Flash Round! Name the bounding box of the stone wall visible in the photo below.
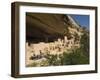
[25,36,80,66]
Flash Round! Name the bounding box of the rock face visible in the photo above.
[67,15,80,28]
[26,13,82,43]
[25,13,88,66]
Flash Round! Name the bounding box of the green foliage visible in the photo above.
[60,49,89,65]
[80,32,89,56]
[27,62,38,67]
[40,59,49,66]
[45,54,61,66]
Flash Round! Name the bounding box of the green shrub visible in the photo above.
[60,48,89,65]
